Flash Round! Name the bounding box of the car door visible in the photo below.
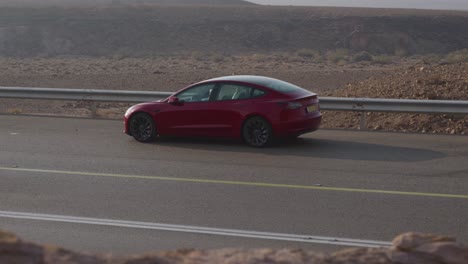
[209,83,260,137]
[157,83,219,136]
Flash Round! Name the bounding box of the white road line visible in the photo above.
[0,210,391,248]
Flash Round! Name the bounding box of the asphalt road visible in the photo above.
[0,115,467,254]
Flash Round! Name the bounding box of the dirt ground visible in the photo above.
[0,56,466,135]
[0,56,393,92]
[323,62,468,134]
[0,55,391,116]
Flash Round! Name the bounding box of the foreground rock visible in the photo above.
[1,230,467,264]
[390,233,468,264]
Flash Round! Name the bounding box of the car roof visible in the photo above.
[202,75,314,96]
[204,75,282,87]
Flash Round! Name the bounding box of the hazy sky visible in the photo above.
[249,0,468,10]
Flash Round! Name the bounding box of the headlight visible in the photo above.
[124,106,135,117]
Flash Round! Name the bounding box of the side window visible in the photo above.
[252,89,265,97]
[176,83,215,103]
[216,84,253,101]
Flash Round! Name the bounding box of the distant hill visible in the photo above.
[0,0,257,7]
[127,0,257,6]
[0,5,467,57]
[252,0,468,11]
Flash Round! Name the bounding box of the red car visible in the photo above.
[124,75,321,147]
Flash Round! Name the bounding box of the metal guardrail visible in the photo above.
[322,96,468,129]
[0,87,173,102]
[323,97,468,114]
[1,87,468,129]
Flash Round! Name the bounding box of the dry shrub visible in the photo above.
[352,51,373,62]
[326,49,349,63]
[425,74,446,85]
[7,108,23,114]
[421,54,443,64]
[445,49,468,63]
[372,55,394,65]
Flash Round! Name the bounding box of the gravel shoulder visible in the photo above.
[0,57,466,134]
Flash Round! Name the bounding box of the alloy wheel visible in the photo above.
[129,113,156,142]
[243,117,272,147]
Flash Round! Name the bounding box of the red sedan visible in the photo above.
[124,75,321,147]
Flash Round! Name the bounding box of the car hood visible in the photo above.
[125,101,166,117]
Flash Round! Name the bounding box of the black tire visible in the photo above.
[129,113,157,142]
[288,135,300,140]
[242,116,273,147]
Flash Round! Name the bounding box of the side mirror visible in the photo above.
[168,96,183,105]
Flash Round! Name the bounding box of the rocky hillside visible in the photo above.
[0,5,467,57]
[0,0,256,7]
[1,229,467,264]
[324,62,468,134]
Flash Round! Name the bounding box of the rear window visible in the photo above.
[252,89,265,97]
[261,79,307,93]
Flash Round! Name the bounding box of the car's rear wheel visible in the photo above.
[129,113,157,142]
[242,116,273,147]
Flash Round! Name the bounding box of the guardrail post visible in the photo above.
[90,102,97,119]
[359,112,367,130]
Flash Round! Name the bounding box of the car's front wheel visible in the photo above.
[242,116,273,147]
[129,113,157,142]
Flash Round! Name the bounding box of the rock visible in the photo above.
[0,230,18,243]
[389,250,441,264]
[0,230,45,264]
[416,242,468,264]
[124,248,328,264]
[328,247,391,264]
[389,233,468,264]
[392,232,455,251]
[2,230,468,264]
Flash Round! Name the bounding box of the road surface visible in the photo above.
[0,115,467,254]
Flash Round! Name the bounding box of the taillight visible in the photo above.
[286,102,302,110]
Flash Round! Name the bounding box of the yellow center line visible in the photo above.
[1,166,468,199]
